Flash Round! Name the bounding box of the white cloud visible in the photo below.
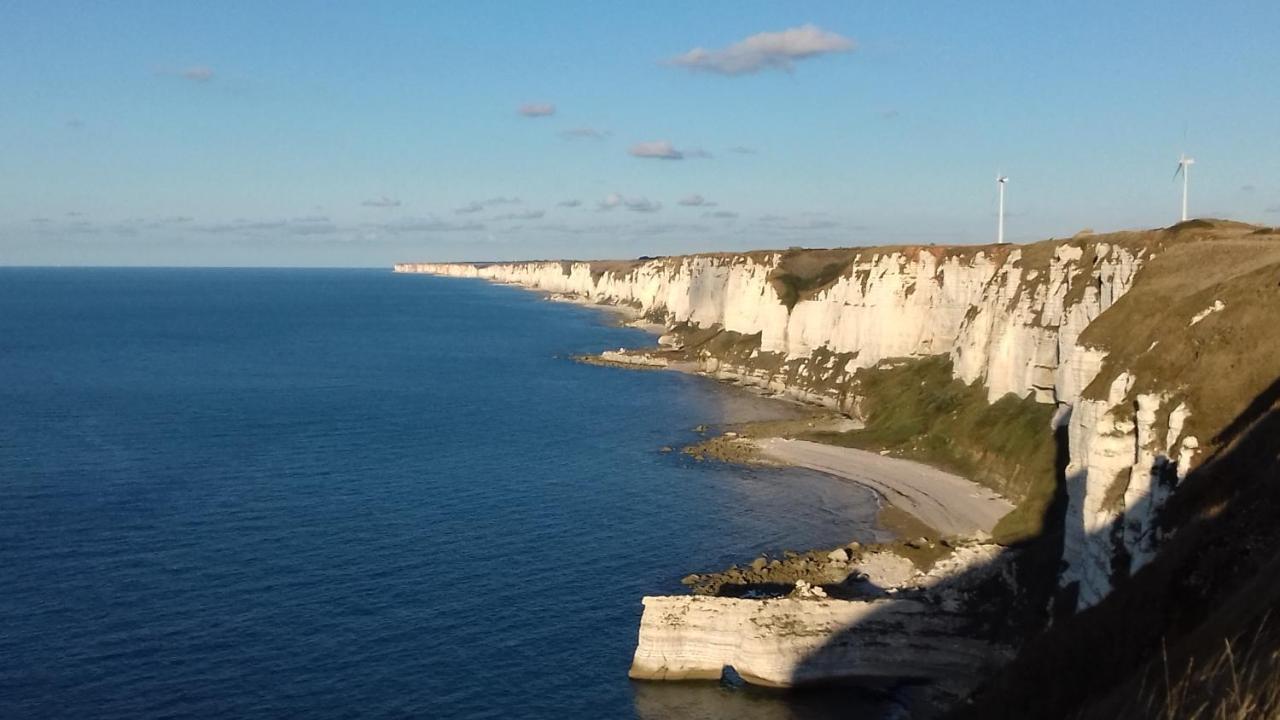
[668,24,854,76]
[677,194,716,207]
[629,140,684,160]
[599,193,662,213]
[518,102,556,117]
[361,196,401,208]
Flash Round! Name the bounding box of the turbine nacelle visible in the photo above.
[1175,153,1195,222]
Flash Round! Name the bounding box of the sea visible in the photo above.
[0,268,898,719]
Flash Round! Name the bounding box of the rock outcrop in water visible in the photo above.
[398,220,1280,712]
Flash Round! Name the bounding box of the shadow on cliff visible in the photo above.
[780,381,1280,714]
[949,376,1280,719]
[765,420,1079,698]
[632,378,1280,716]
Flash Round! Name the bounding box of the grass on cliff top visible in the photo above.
[1077,220,1280,466]
[804,355,1056,543]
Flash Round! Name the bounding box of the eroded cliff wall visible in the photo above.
[395,221,1278,610]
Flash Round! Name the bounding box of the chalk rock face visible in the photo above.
[1060,375,1199,610]
[395,238,1178,608]
[396,242,1142,407]
[628,596,1003,687]
[951,242,1143,404]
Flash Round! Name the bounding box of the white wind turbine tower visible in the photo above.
[996,174,1009,244]
[1175,153,1195,222]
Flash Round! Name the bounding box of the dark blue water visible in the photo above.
[0,269,889,719]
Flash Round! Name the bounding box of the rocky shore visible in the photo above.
[631,540,1018,698]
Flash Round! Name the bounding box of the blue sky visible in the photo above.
[3,1,1278,266]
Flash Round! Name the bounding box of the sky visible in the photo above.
[3,1,1279,267]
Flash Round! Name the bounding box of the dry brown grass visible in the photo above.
[1076,222,1280,454]
[1153,625,1280,720]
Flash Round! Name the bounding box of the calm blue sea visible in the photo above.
[0,269,893,719]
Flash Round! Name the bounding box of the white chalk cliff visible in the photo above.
[628,595,1004,687]
[396,238,1197,611]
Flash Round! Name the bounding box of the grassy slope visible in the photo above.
[804,356,1056,543]
[952,223,1280,719]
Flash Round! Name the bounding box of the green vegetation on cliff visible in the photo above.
[803,355,1056,543]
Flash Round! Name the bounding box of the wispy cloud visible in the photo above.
[493,210,545,221]
[705,210,739,219]
[599,193,662,213]
[361,196,402,208]
[728,145,756,155]
[381,218,484,233]
[560,127,609,140]
[757,214,840,231]
[518,102,556,117]
[677,194,716,207]
[1241,185,1256,193]
[456,197,521,214]
[66,117,84,130]
[629,140,685,160]
[628,222,711,236]
[624,199,661,214]
[667,24,854,76]
[684,147,713,159]
[181,66,215,83]
[556,199,582,208]
[1266,204,1280,214]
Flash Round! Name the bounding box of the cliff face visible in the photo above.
[400,222,1280,710]
[397,225,1236,608]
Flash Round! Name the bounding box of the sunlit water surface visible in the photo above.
[0,269,902,718]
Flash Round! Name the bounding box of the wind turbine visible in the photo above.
[1174,153,1195,222]
[996,174,1009,244]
